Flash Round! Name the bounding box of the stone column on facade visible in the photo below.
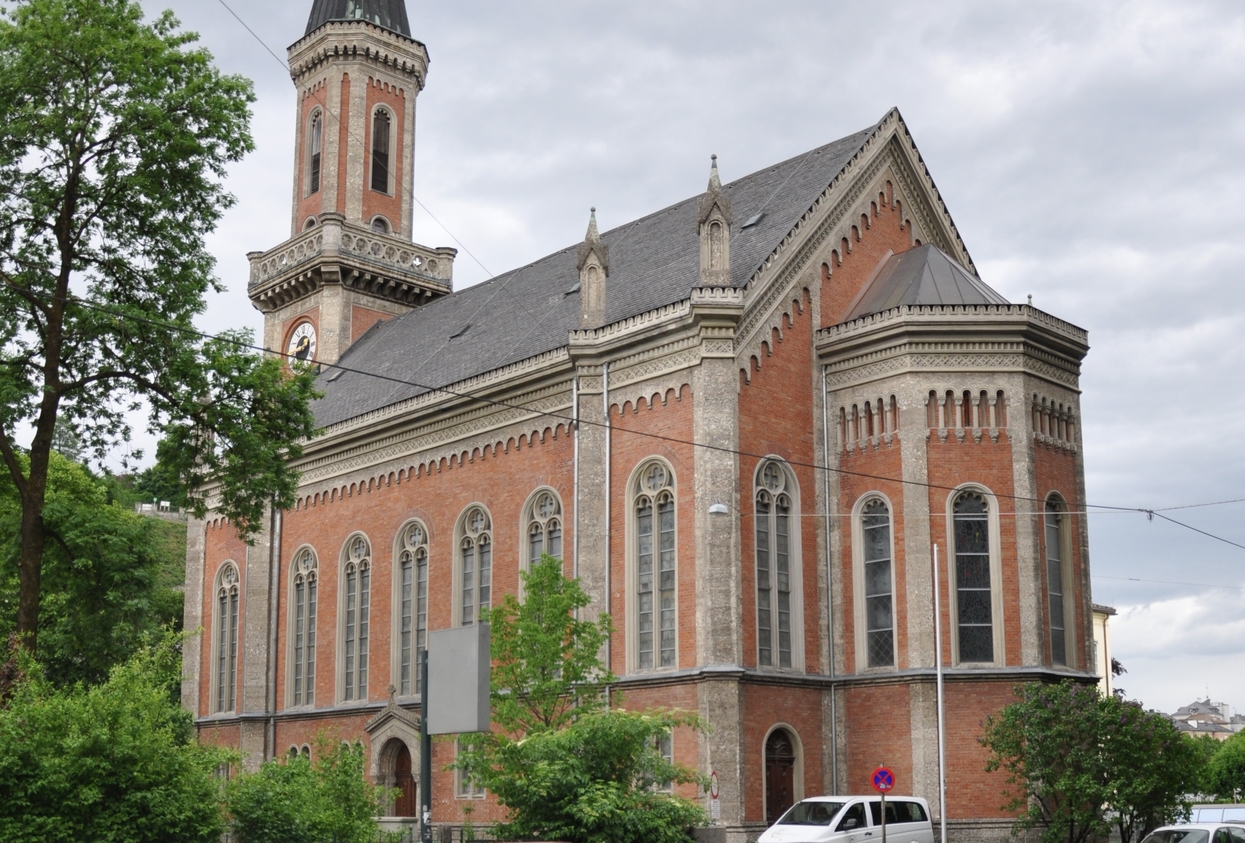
[692,340,742,668]
[1012,371,1043,667]
[343,66,368,223]
[1071,392,1094,672]
[322,68,343,216]
[182,516,207,714]
[698,673,747,843]
[239,506,276,770]
[819,367,845,793]
[400,80,416,238]
[571,363,609,628]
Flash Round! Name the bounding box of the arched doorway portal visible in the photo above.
[380,739,417,818]
[765,728,797,825]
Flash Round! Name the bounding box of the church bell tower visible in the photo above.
[247,0,455,367]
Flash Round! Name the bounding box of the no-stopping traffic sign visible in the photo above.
[871,766,895,793]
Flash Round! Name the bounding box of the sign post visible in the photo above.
[871,765,895,843]
[709,770,720,824]
[419,649,432,843]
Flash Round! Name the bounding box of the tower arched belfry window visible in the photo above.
[371,107,392,194]
[629,459,677,671]
[754,459,803,669]
[1045,495,1073,667]
[340,534,371,702]
[947,487,1004,665]
[289,547,318,707]
[456,506,492,626]
[852,494,896,670]
[213,562,240,714]
[524,489,563,571]
[308,110,323,195]
[394,520,428,696]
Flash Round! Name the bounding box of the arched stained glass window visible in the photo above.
[397,522,428,695]
[290,548,318,707]
[459,507,492,626]
[1046,497,1068,666]
[371,108,391,193]
[214,563,240,713]
[953,491,993,663]
[756,461,793,668]
[308,111,323,195]
[342,535,371,701]
[634,462,676,670]
[862,499,894,668]
[526,490,563,569]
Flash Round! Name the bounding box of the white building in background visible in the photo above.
[1092,603,1116,696]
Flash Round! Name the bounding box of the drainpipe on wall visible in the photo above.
[603,362,612,702]
[267,504,283,762]
[821,363,838,792]
[572,374,580,581]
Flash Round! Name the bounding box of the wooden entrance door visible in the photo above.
[765,729,796,825]
[394,743,417,818]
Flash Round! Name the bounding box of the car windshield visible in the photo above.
[779,801,848,826]
[1142,831,1210,843]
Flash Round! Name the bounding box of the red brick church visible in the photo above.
[184,2,1097,840]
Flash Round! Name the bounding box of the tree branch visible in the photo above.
[0,427,28,497]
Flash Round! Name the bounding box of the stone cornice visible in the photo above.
[287,20,429,89]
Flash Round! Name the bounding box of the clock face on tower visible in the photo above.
[287,321,317,366]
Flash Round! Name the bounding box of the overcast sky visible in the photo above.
[135,0,1245,716]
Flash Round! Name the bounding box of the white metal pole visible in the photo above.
[933,543,948,843]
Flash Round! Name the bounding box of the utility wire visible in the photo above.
[1094,575,1245,592]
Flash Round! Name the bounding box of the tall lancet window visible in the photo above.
[755,461,794,668]
[308,111,323,195]
[290,548,318,707]
[633,461,677,670]
[371,109,391,194]
[458,507,492,626]
[953,491,994,663]
[861,499,895,668]
[526,490,563,570]
[396,521,428,696]
[341,535,371,702]
[214,562,240,713]
[709,221,724,269]
[1045,497,1069,666]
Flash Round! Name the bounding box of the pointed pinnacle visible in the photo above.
[708,154,721,190]
[585,207,600,241]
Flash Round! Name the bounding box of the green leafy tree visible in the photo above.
[0,0,318,654]
[0,449,183,686]
[1207,731,1245,802]
[227,738,395,843]
[459,554,708,843]
[981,681,1203,843]
[0,633,231,842]
[486,551,615,734]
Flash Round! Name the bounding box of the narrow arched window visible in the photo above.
[1046,497,1068,666]
[862,499,894,667]
[526,490,563,569]
[397,522,428,696]
[756,461,793,668]
[214,562,240,713]
[953,491,993,663]
[308,111,323,195]
[634,461,676,670]
[342,535,371,701]
[459,507,492,626]
[371,108,391,193]
[290,548,318,707]
[709,221,724,269]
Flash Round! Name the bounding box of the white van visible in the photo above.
[758,795,935,843]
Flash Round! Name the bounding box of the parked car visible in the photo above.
[1141,824,1245,843]
[758,795,934,843]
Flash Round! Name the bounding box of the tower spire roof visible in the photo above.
[306,0,412,38]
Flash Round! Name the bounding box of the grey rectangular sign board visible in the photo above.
[427,623,491,735]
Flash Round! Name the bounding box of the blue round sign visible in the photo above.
[871,766,895,793]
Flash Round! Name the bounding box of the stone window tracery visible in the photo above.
[951,490,999,664]
[525,490,563,570]
[213,562,240,714]
[755,460,797,668]
[631,460,677,671]
[1045,496,1071,667]
[341,535,371,702]
[860,498,895,668]
[457,506,492,626]
[290,548,318,707]
[396,521,428,696]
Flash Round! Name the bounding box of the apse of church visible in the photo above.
[185,3,1096,840]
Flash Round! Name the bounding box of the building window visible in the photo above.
[952,490,996,664]
[290,547,318,707]
[755,460,795,668]
[458,506,492,626]
[213,562,240,713]
[455,738,485,798]
[632,460,677,671]
[1046,496,1070,667]
[371,108,392,193]
[308,111,323,195]
[860,498,895,668]
[396,521,428,696]
[370,216,391,234]
[340,535,371,702]
[525,489,563,570]
[653,730,674,792]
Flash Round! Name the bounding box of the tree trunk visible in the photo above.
[16,501,46,653]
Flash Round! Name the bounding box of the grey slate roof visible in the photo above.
[306,0,412,38]
[845,243,1006,320]
[313,121,882,428]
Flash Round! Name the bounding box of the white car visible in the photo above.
[1141,824,1245,843]
[758,795,935,843]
